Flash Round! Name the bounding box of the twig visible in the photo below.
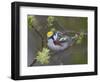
[32,25,44,48]
[62,31,87,35]
[29,58,37,66]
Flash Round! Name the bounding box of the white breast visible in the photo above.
[47,39,69,51]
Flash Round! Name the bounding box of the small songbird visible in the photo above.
[47,30,74,51]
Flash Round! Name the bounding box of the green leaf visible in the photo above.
[28,16,34,29]
[50,28,56,32]
[47,16,55,29]
[76,32,84,44]
[47,16,55,23]
[36,48,50,64]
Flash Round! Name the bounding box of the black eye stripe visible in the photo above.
[48,32,56,40]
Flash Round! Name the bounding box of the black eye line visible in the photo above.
[48,32,56,40]
[48,34,55,40]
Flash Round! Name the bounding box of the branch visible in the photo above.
[62,31,87,35]
[29,58,37,66]
[32,25,44,48]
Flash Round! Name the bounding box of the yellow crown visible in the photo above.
[47,31,53,37]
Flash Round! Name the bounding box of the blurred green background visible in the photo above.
[28,15,88,66]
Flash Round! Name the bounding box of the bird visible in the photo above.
[47,30,75,51]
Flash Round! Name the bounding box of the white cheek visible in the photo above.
[53,34,57,40]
